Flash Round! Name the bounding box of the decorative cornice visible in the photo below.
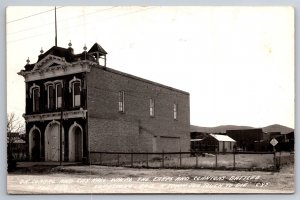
[32,55,68,71]
[18,60,97,82]
[23,109,87,123]
[44,80,63,90]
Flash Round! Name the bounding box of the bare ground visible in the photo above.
[7,164,294,194]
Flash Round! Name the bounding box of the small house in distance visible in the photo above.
[191,134,236,153]
[226,128,266,151]
[7,132,27,160]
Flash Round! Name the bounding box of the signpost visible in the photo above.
[270,138,278,146]
[270,138,278,150]
[270,138,279,170]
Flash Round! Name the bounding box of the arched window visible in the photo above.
[30,84,40,113]
[45,80,63,110]
[56,83,62,109]
[72,81,81,107]
[48,84,55,110]
[32,88,40,112]
[69,77,81,108]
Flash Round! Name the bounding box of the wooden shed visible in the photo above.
[191,134,236,153]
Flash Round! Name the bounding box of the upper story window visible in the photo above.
[29,83,40,113]
[32,88,40,112]
[69,76,81,108]
[45,80,63,110]
[48,84,55,110]
[72,82,81,107]
[118,91,125,113]
[150,98,155,117]
[173,103,178,120]
[56,83,62,109]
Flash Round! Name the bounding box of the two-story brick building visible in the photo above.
[18,42,190,162]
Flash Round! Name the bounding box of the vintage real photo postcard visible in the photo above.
[6,6,294,194]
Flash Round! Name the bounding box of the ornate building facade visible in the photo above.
[18,42,190,162]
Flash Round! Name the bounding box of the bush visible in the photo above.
[7,160,17,172]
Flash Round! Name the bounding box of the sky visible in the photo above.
[6,6,294,128]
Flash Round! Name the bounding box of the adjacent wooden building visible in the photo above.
[191,134,236,153]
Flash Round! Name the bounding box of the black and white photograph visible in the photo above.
[6,6,294,194]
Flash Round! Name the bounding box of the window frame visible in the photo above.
[69,76,82,108]
[29,84,40,113]
[118,91,125,113]
[55,83,62,109]
[44,80,63,110]
[149,98,155,117]
[173,103,178,120]
[72,81,81,107]
[47,84,55,110]
[32,87,40,112]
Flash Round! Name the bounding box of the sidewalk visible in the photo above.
[17,161,82,168]
[9,161,83,174]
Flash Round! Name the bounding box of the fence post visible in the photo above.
[279,151,281,167]
[215,148,218,168]
[117,153,120,167]
[233,150,236,170]
[196,153,198,168]
[146,153,149,168]
[273,151,281,171]
[179,150,182,168]
[162,151,165,168]
[99,152,102,165]
[131,151,133,167]
[273,151,275,170]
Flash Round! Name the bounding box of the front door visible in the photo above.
[31,130,41,161]
[45,123,64,161]
[50,127,59,161]
[69,126,83,162]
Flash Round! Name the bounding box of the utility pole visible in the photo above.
[55,6,57,46]
[59,81,64,165]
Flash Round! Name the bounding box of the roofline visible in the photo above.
[226,128,263,131]
[101,66,189,95]
[19,50,189,95]
[209,133,236,142]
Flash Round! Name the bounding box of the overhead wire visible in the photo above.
[8,6,186,125]
[7,6,154,44]
[7,6,65,24]
[7,6,116,36]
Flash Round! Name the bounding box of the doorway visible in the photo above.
[45,121,64,161]
[29,128,41,161]
[68,124,83,162]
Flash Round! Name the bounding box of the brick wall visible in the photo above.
[87,66,190,154]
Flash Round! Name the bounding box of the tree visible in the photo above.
[7,112,24,131]
[7,113,25,171]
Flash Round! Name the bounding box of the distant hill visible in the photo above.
[191,124,294,134]
[263,124,294,134]
[190,125,254,134]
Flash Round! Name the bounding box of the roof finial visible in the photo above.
[40,47,44,54]
[83,44,87,52]
[68,40,72,48]
[26,57,30,64]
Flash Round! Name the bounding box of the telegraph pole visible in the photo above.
[59,81,64,165]
[55,6,57,46]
